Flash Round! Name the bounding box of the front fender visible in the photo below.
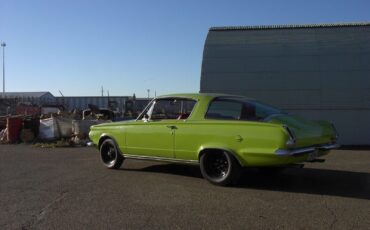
[98,133,119,150]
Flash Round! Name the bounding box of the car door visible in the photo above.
[125,119,175,158]
[125,99,179,158]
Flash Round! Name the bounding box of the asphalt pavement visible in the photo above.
[0,145,369,229]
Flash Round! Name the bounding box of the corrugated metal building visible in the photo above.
[1,92,56,105]
[56,96,128,111]
[0,92,56,115]
[56,96,151,114]
[0,92,151,115]
[200,22,370,145]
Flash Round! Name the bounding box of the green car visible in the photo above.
[89,93,339,186]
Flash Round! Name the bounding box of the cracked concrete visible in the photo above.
[36,192,68,222]
[323,199,338,229]
[21,191,68,230]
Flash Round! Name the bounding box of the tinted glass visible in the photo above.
[206,97,283,121]
[151,99,196,120]
[205,100,242,120]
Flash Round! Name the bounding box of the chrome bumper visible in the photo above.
[275,143,340,156]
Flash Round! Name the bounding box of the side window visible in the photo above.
[205,97,283,121]
[150,98,196,120]
[205,100,243,120]
[177,100,197,119]
[253,101,282,119]
[239,102,257,121]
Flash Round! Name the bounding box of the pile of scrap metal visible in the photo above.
[82,104,115,120]
[0,103,112,146]
[0,115,38,144]
[38,116,109,146]
[71,120,110,145]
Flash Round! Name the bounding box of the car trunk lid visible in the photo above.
[266,114,331,147]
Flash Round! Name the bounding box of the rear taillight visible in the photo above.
[283,125,296,147]
[330,122,339,141]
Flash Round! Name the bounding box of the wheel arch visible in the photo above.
[198,147,244,167]
[98,134,120,151]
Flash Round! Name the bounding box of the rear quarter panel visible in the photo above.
[174,120,287,166]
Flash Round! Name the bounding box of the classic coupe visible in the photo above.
[89,93,339,185]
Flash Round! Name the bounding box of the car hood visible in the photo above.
[266,114,332,147]
[90,119,136,129]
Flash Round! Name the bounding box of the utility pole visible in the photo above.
[101,86,104,96]
[107,90,110,109]
[147,89,150,99]
[1,42,6,98]
[59,90,65,108]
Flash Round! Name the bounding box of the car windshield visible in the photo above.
[205,97,285,121]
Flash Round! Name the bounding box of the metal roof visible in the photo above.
[209,22,370,31]
[2,92,54,98]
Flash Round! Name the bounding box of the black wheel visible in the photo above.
[200,150,242,186]
[100,139,124,169]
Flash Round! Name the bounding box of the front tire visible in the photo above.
[100,139,124,169]
[200,151,242,186]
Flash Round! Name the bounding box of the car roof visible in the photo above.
[156,93,255,101]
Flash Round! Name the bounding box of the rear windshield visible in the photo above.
[205,97,284,121]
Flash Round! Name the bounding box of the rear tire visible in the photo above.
[200,150,242,186]
[100,139,124,169]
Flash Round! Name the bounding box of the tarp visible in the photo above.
[55,117,72,138]
[38,117,74,140]
[38,118,58,140]
[38,118,110,141]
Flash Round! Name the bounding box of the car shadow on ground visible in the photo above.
[238,167,370,200]
[122,164,203,178]
[122,164,370,200]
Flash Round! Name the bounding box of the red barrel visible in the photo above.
[7,117,23,143]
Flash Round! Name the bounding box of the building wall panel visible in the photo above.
[200,24,370,144]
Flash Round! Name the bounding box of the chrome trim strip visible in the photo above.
[136,99,155,121]
[317,143,341,151]
[124,154,199,165]
[275,143,340,156]
[275,148,315,156]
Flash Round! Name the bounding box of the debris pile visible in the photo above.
[0,104,114,146]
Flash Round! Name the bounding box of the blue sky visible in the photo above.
[1,0,369,97]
